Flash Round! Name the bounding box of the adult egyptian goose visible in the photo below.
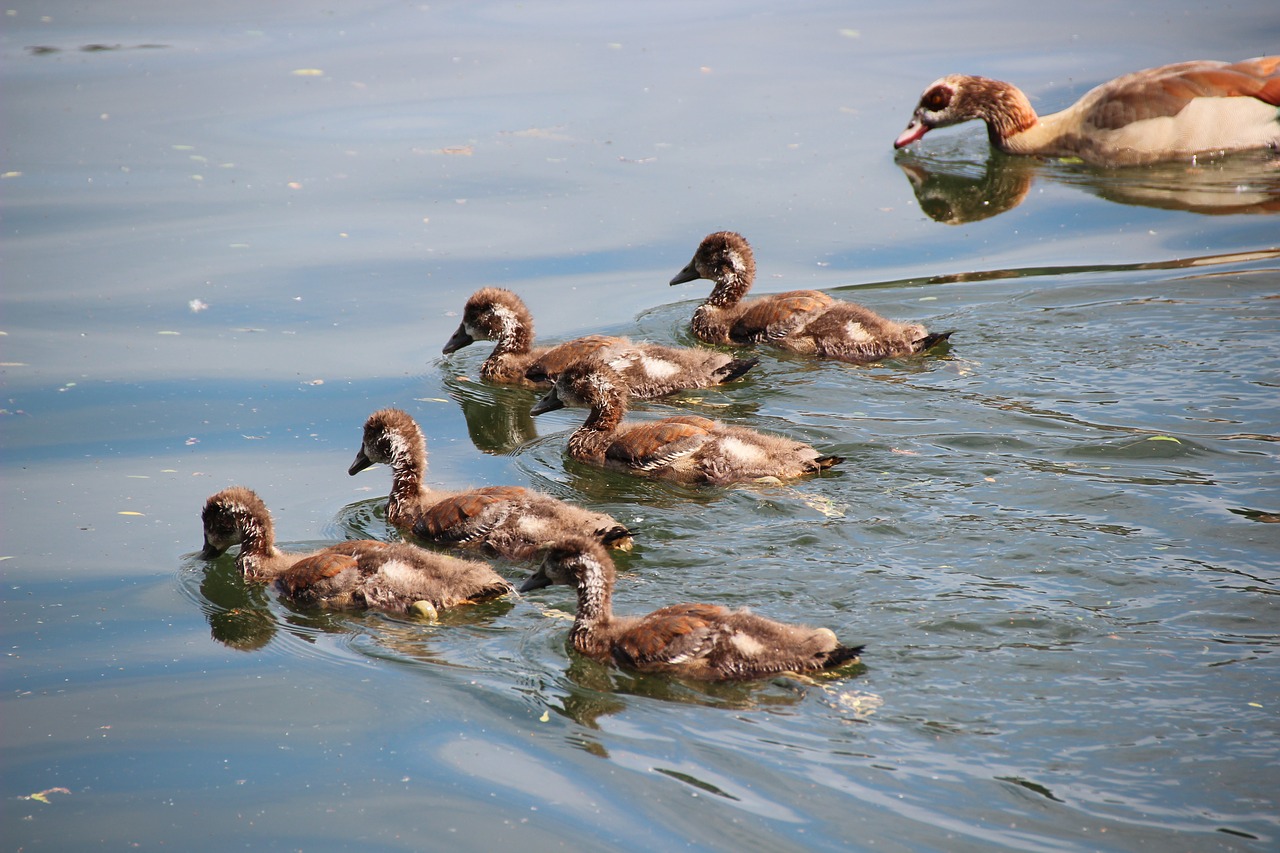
[520,537,864,681]
[670,232,951,362]
[199,486,513,615]
[443,287,757,396]
[894,57,1280,166]
[531,360,842,486]
[348,408,633,558]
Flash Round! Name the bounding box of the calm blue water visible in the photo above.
[4,2,1278,850]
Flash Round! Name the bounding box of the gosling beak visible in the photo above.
[669,260,700,286]
[199,538,224,560]
[518,566,552,592]
[348,447,374,475]
[529,389,564,416]
[442,322,474,354]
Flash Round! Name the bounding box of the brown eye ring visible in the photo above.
[922,87,951,111]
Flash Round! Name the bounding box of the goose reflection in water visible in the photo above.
[191,552,357,652]
[896,149,1280,225]
[441,371,542,455]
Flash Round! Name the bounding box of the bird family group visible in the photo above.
[200,56,1280,681]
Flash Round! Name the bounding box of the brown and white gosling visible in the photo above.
[199,486,513,616]
[531,360,842,486]
[349,408,633,558]
[670,232,951,362]
[520,537,864,681]
[894,57,1280,166]
[443,287,757,395]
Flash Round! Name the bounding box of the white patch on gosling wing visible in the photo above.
[513,514,551,538]
[729,631,766,658]
[374,558,421,587]
[717,436,767,464]
[844,321,873,344]
[634,356,681,380]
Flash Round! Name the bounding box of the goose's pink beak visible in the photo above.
[894,118,929,148]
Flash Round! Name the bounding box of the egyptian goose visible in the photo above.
[670,232,951,362]
[442,287,757,396]
[531,360,842,486]
[199,486,513,615]
[348,408,633,558]
[894,57,1280,166]
[520,537,864,681]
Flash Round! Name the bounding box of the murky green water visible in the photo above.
[4,2,1278,850]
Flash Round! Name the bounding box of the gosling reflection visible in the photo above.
[192,551,358,651]
[897,149,1280,224]
[441,372,541,455]
[195,554,279,650]
[558,654,815,718]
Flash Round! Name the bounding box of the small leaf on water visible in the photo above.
[23,787,71,804]
[118,511,144,516]
[539,710,550,723]
[1146,436,1180,443]
[291,68,324,76]
[803,495,846,519]
[836,691,883,717]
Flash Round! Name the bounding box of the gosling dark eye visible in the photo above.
[922,87,951,111]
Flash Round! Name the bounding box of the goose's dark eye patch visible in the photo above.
[923,87,951,111]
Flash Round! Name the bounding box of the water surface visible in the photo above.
[4,2,1278,850]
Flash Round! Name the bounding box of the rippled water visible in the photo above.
[4,2,1279,850]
